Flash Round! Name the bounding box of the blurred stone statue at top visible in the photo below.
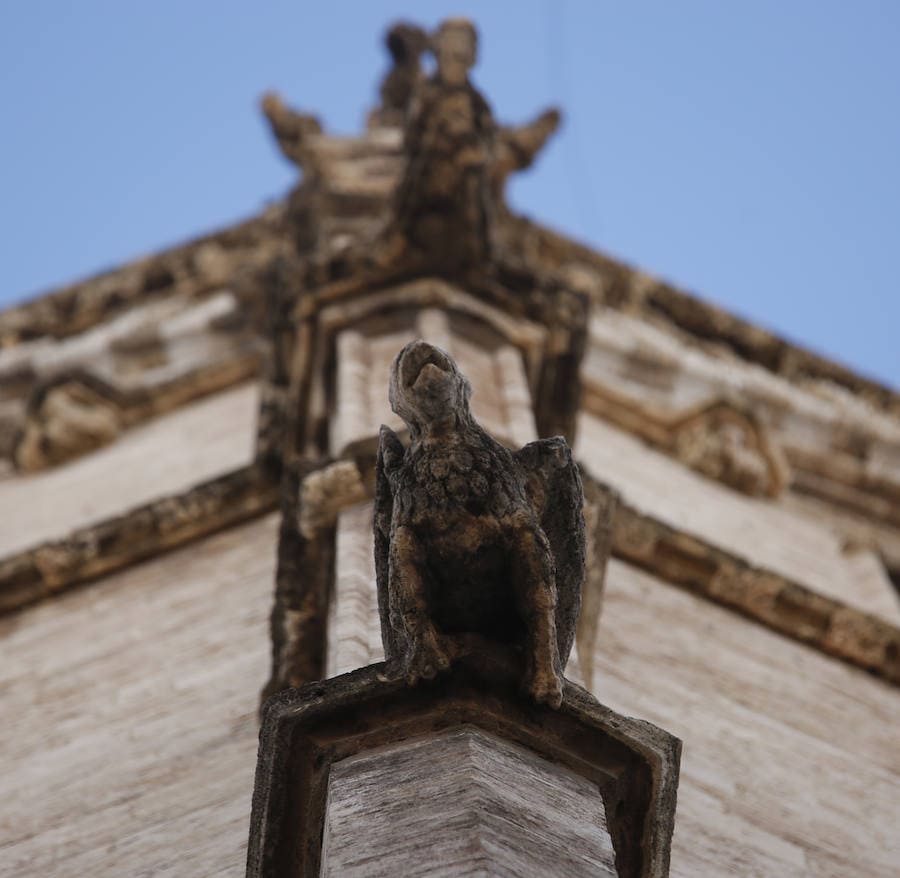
[388,18,495,272]
[261,16,563,276]
[381,17,563,274]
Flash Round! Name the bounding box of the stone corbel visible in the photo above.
[248,651,681,878]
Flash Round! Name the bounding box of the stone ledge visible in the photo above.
[613,503,900,686]
[0,463,279,614]
[247,649,681,878]
[0,207,288,348]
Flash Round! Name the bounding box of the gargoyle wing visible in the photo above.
[374,425,405,663]
[514,437,586,665]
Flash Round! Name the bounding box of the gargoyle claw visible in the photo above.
[528,668,564,709]
[404,632,452,685]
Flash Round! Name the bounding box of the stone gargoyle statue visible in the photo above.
[374,341,585,708]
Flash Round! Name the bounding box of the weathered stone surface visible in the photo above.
[326,501,382,677]
[15,375,123,470]
[260,461,335,703]
[670,400,788,498]
[321,726,617,877]
[4,521,897,877]
[260,92,323,171]
[594,559,900,877]
[260,265,591,701]
[582,307,900,528]
[3,16,900,878]
[327,306,539,458]
[297,458,368,538]
[514,224,900,419]
[0,515,279,878]
[248,651,681,878]
[3,420,893,692]
[324,470,617,687]
[0,208,285,348]
[579,475,619,690]
[375,342,586,707]
[385,18,495,272]
[262,454,380,706]
[492,106,561,202]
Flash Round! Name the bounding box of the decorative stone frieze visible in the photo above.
[2,291,264,472]
[583,307,900,524]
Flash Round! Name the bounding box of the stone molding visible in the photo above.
[582,311,900,529]
[0,463,278,615]
[259,268,588,469]
[583,384,790,499]
[509,217,900,420]
[612,504,900,686]
[4,205,896,427]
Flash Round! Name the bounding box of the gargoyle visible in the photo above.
[374,341,585,708]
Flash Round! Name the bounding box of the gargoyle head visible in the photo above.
[389,341,472,436]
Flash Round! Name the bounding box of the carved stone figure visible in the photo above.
[671,399,789,498]
[374,341,585,708]
[389,18,495,270]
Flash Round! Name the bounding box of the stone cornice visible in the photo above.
[0,463,279,615]
[4,201,896,420]
[612,502,900,686]
[0,207,288,348]
[510,217,899,418]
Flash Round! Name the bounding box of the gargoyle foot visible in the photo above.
[527,666,564,709]
[404,629,452,685]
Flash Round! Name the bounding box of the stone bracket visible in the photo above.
[247,649,681,878]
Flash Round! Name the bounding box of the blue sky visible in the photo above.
[1,1,898,387]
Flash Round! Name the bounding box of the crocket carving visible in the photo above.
[374,341,585,708]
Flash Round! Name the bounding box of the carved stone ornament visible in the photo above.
[386,18,496,271]
[14,375,122,471]
[374,341,585,708]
